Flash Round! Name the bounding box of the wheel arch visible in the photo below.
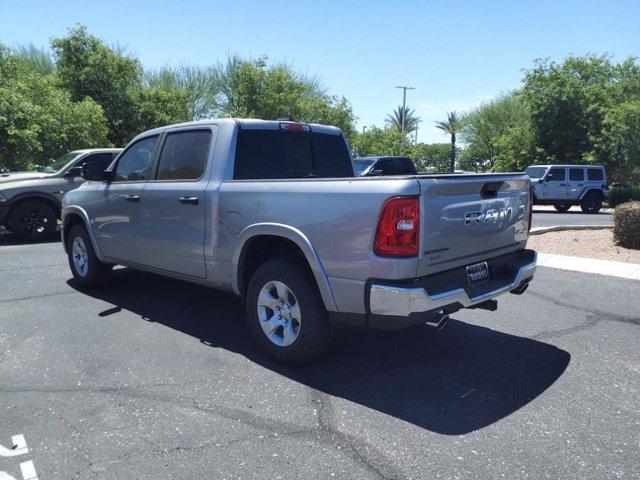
[579,188,604,200]
[61,206,104,261]
[233,223,337,312]
[6,192,62,218]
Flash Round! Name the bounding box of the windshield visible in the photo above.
[353,159,375,175]
[525,166,548,179]
[43,151,82,173]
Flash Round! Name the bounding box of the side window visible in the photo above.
[77,153,115,170]
[569,168,584,181]
[587,168,604,181]
[156,130,211,181]
[114,136,159,182]
[547,168,565,181]
[400,158,417,174]
[376,160,396,175]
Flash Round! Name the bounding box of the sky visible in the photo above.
[1,0,639,143]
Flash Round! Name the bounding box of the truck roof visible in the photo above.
[138,118,343,139]
[527,164,605,169]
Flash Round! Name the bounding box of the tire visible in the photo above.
[7,200,57,242]
[580,192,602,214]
[553,202,572,212]
[66,224,112,287]
[245,259,333,364]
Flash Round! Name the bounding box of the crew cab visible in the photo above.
[62,119,536,363]
[526,164,608,213]
[0,149,121,241]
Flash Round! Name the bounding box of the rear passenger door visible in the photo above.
[137,128,215,278]
[567,167,585,199]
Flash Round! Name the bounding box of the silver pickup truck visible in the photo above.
[62,119,536,363]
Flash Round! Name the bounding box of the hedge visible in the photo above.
[613,201,640,249]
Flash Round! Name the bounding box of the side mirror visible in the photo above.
[538,178,544,184]
[544,174,553,181]
[82,162,108,181]
[63,166,83,178]
[35,165,44,172]
[370,169,384,176]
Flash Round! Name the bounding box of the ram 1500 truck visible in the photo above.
[61,119,536,363]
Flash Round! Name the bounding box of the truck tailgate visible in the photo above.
[417,174,531,276]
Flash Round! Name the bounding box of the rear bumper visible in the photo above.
[369,249,537,318]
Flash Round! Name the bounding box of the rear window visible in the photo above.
[587,168,604,181]
[234,130,353,179]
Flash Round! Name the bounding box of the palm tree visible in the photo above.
[436,111,461,173]
[386,106,421,134]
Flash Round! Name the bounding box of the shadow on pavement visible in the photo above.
[69,268,570,435]
[0,230,60,246]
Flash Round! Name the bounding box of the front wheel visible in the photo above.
[67,224,112,287]
[580,193,602,214]
[245,259,333,364]
[553,202,572,212]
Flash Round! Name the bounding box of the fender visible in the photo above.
[61,206,105,262]
[6,191,62,211]
[232,222,338,312]
[579,188,603,200]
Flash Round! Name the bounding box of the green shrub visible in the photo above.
[608,184,640,207]
[613,201,640,249]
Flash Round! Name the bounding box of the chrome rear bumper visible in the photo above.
[369,252,537,317]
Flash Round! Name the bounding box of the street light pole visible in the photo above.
[395,85,415,135]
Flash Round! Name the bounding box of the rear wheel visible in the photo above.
[7,200,57,242]
[245,259,333,364]
[67,224,112,287]
[580,192,602,214]
[553,202,572,212]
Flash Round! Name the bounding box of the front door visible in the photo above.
[543,167,568,200]
[93,136,159,261]
[137,128,214,278]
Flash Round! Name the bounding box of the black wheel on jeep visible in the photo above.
[553,202,572,212]
[580,192,602,214]
[245,259,333,364]
[66,224,112,287]
[7,200,58,242]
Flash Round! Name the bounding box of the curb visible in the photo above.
[530,225,613,235]
[537,252,640,281]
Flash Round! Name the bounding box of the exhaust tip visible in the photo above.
[510,282,529,295]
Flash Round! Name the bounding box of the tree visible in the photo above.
[51,25,189,146]
[0,45,109,170]
[435,111,461,172]
[460,93,528,171]
[12,43,55,75]
[410,143,454,173]
[350,126,412,157]
[213,55,355,135]
[145,64,218,120]
[385,106,420,134]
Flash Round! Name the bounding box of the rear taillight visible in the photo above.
[374,196,420,257]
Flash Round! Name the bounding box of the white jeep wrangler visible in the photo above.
[526,165,608,213]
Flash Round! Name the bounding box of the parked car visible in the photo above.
[62,119,536,363]
[353,156,417,176]
[0,149,122,241]
[526,164,608,213]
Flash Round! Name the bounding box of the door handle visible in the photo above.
[179,196,199,205]
[559,183,567,186]
[125,195,140,203]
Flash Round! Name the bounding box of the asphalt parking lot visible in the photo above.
[1,234,639,479]
[532,207,614,228]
